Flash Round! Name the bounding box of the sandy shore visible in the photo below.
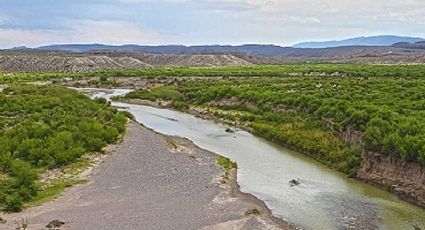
[0,121,293,230]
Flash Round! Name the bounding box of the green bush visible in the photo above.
[123,89,156,101]
[122,86,183,102]
[170,68,425,173]
[216,156,237,170]
[171,101,190,110]
[0,84,127,212]
[4,194,23,212]
[151,86,183,101]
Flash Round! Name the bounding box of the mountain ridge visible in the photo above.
[293,35,425,48]
[9,35,424,56]
[34,44,290,56]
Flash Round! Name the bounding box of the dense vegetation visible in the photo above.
[174,76,425,173]
[2,64,425,83]
[0,85,127,211]
[68,64,425,78]
[119,85,183,101]
[1,63,424,210]
[115,67,425,175]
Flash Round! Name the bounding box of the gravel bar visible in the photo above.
[1,121,293,230]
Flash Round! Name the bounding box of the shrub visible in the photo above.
[4,194,23,212]
[0,85,127,212]
[171,101,189,110]
[216,156,237,170]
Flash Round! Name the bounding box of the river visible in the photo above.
[83,88,425,230]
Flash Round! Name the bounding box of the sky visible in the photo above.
[0,0,424,48]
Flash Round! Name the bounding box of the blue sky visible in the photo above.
[0,0,424,48]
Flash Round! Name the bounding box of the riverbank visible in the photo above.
[115,98,425,211]
[115,98,253,130]
[0,121,293,230]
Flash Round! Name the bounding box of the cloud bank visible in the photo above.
[0,0,424,48]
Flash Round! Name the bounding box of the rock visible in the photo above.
[225,128,235,133]
[46,220,65,229]
[289,178,300,187]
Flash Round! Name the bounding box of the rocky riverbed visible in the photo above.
[0,121,292,230]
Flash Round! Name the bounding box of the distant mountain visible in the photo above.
[5,37,425,63]
[392,41,425,50]
[9,46,30,51]
[36,44,292,56]
[293,35,425,48]
[4,43,425,68]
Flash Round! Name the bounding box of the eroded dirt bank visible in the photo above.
[358,151,425,208]
[0,121,293,230]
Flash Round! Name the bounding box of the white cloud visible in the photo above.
[0,20,168,48]
[68,20,166,44]
[121,0,279,11]
[117,0,425,16]
[0,12,11,25]
[283,16,321,25]
[117,0,424,45]
[0,29,57,47]
[1,0,425,47]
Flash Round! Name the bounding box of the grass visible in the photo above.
[25,155,96,208]
[26,179,87,207]
[216,156,237,170]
